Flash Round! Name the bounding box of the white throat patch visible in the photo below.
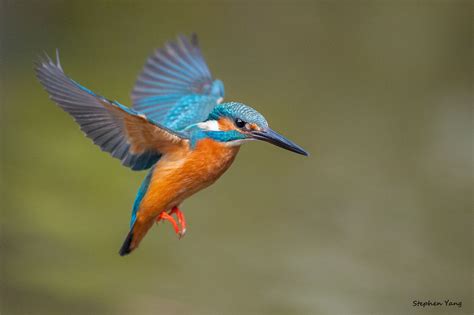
[225,138,254,146]
[197,120,220,131]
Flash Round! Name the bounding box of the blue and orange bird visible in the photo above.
[36,34,308,256]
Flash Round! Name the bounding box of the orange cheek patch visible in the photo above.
[217,117,236,131]
[248,123,261,131]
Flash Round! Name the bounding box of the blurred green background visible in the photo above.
[1,1,472,315]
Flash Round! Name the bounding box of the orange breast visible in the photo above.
[137,138,240,220]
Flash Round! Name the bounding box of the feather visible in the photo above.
[36,52,187,171]
[131,34,225,130]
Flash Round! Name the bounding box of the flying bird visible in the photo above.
[36,34,308,256]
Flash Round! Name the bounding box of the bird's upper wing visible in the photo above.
[131,34,224,130]
[36,53,187,171]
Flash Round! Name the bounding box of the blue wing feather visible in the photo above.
[131,34,224,130]
[164,94,220,130]
[36,53,186,171]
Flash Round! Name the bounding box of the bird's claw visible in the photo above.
[171,206,187,239]
[178,229,186,240]
[156,206,187,239]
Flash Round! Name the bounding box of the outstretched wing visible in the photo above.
[131,33,224,130]
[36,52,187,171]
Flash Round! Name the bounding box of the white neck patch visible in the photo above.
[197,120,220,131]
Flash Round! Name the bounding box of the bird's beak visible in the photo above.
[252,128,309,156]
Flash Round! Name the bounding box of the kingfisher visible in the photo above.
[36,34,308,256]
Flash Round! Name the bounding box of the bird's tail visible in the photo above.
[119,230,134,256]
[119,219,154,256]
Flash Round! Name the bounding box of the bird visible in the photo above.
[36,33,308,256]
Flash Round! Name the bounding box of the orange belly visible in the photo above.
[136,138,239,224]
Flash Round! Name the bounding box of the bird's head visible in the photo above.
[198,102,308,156]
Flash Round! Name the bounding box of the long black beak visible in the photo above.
[252,128,309,156]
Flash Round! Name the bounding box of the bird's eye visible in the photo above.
[235,118,246,128]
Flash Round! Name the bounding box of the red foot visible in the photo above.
[156,206,187,239]
[170,206,187,239]
[156,211,180,235]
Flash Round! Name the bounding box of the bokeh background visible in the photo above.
[1,1,472,315]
